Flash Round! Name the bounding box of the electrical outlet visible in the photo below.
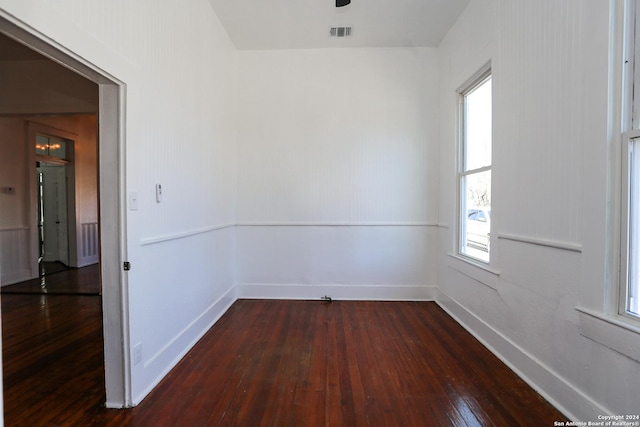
[133,342,143,365]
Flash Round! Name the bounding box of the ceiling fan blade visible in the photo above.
[336,0,350,7]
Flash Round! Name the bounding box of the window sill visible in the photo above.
[446,253,500,290]
[575,306,640,363]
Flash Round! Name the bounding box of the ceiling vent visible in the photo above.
[329,26,353,38]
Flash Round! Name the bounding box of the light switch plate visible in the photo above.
[156,184,162,203]
[129,191,138,211]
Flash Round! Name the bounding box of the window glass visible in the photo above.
[460,72,492,263]
[464,80,492,171]
[35,134,66,159]
[462,170,491,262]
[627,138,640,316]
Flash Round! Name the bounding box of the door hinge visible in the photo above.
[123,261,131,271]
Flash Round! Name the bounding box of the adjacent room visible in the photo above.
[0,0,638,425]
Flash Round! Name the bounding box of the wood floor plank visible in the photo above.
[3,296,566,426]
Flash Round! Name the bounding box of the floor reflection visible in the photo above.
[1,263,101,295]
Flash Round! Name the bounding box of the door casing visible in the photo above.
[0,12,132,409]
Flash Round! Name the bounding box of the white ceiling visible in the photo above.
[208,0,470,50]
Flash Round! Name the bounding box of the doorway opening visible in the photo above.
[35,131,73,278]
[0,12,130,413]
[37,160,71,276]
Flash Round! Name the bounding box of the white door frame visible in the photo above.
[0,14,132,408]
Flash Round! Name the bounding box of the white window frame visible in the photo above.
[620,0,640,322]
[621,130,640,320]
[457,64,492,264]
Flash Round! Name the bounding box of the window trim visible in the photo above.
[575,0,640,362]
[619,0,640,323]
[457,63,492,264]
[620,129,640,320]
[631,0,640,130]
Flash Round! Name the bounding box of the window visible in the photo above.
[35,134,68,160]
[621,1,640,320]
[622,133,640,318]
[459,67,492,263]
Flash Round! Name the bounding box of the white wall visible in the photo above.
[437,0,640,419]
[0,0,238,404]
[0,118,30,285]
[236,48,439,300]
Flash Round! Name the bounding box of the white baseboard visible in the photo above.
[76,257,99,268]
[435,289,607,422]
[104,400,125,409]
[132,285,237,405]
[237,283,436,301]
[0,269,33,286]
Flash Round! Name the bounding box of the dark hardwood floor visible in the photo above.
[2,294,565,426]
[1,264,100,295]
[2,293,105,426]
